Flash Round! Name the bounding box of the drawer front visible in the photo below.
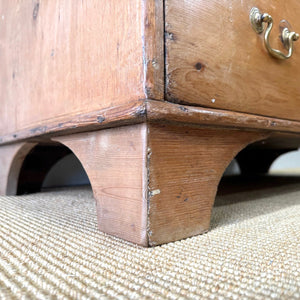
[165,0,300,121]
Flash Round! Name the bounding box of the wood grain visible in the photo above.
[142,0,164,99]
[146,101,300,134]
[165,0,300,120]
[54,124,148,246]
[0,101,146,145]
[0,0,164,136]
[147,124,267,245]
[4,100,300,146]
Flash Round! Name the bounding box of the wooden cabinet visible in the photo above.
[0,0,163,138]
[1,0,300,246]
[165,0,300,120]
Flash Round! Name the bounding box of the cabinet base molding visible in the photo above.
[0,123,267,246]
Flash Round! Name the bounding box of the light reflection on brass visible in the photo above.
[250,7,299,60]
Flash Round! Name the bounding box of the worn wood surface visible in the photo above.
[0,0,164,136]
[0,101,146,145]
[54,124,148,246]
[165,0,300,120]
[143,0,164,99]
[147,124,268,245]
[146,101,300,134]
[147,101,300,151]
[4,100,300,146]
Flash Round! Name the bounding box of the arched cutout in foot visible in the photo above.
[11,142,91,195]
[236,148,296,175]
[213,148,300,230]
[42,153,90,190]
[7,124,296,246]
[216,148,300,207]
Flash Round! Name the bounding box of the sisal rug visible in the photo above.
[0,177,299,299]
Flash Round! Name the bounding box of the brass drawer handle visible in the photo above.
[250,7,299,60]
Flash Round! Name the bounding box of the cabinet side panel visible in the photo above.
[0,0,145,135]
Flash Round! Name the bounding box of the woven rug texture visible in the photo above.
[0,179,299,299]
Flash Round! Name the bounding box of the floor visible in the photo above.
[0,175,299,299]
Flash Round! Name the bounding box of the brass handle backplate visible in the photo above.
[250,7,299,60]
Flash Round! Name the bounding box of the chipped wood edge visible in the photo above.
[146,124,269,246]
[142,0,164,100]
[3,99,300,146]
[146,100,300,134]
[0,100,146,145]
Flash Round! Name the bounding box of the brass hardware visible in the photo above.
[250,7,299,60]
